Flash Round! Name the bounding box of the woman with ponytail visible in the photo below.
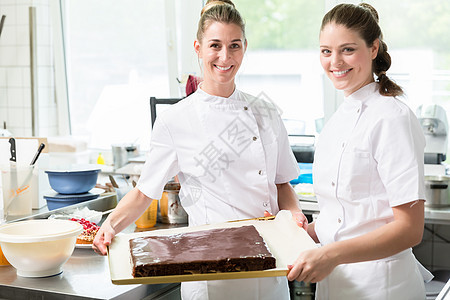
[94,0,305,299]
[288,3,432,299]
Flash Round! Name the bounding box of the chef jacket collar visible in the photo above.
[196,83,245,105]
[344,82,378,104]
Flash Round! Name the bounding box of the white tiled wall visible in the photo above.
[414,224,450,272]
[0,0,58,137]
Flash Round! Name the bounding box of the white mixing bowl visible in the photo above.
[0,219,83,277]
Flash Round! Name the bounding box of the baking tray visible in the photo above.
[108,210,317,285]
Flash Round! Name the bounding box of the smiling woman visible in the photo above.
[194,22,246,97]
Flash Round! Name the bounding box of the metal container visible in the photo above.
[111,144,139,169]
[159,182,188,224]
[424,176,450,208]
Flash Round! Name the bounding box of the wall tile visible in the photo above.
[36,25,50,46]
[15,24,29,46]
[39,5,50,27]
[0,87,7,105]
[37,45,51,66]
[0,1,20,6]
[15,5,30,26]
[23,108,31,127]
[2,0,56,137]
[12,0,33,6]
[7,87,23,107]
[413,242,433,268]
[433,242,450,270]
[37,86,50,105]
[422,225,434,241]
[17,46,30,66]
[0,5,17,25]
[37,66,51,87]
[7,107,23,126]
[23,86,30,108]
[6,67,23,87]
[0,46,17,66]
[0,67,6,87]
[0,25,17,46]
[22,67,30,87]
[0,107,6,123]
[433,225,450,242]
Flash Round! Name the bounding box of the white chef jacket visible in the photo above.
[137,87,300,300]
[313,82,427,300]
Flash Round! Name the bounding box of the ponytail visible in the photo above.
[373,40,403,97]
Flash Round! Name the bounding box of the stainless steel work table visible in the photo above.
[0,194,182,300]
[299,198,450,225]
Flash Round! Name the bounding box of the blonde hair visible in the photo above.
[197,0,246,42]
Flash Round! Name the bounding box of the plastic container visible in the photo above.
[45,169,100,194]
[0,165,36,219]
[0,219,82,277]
[135,200,158,228]
[44,192,100,210]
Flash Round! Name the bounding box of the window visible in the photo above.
[233,0,325,136]
[63,0,170,149]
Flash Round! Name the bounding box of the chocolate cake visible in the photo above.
[129,225,276,277]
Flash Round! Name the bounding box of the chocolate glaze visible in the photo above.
[130,225,276,277]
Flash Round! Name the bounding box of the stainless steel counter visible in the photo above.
[299,198,450,225]
[0,193,183,300]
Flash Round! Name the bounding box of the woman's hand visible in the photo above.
[292,210,308,231]
[287,246,337,283]
[92,220,116,256]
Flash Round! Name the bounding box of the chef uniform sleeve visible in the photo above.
[137,116,180,200]
[275,117,301,184]
[371,109,426,207]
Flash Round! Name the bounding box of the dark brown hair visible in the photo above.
[321,3,403,97]
[197,0,246,43]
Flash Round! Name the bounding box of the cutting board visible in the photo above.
[108,210,317,285]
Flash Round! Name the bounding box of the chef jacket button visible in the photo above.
[331,181,335,187]
[244,106,248,110]
[357,108,360,113]
[253,136,258,141]
[258,170,263,175]
[341,142,345,148]
[263,202,269,207]
[338,218,342,223]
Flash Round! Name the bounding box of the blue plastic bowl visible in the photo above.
[44,193,100,210]
[45,169,100,194]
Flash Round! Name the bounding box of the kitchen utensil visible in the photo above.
[424,176,450,208]
[135,200,158,228]
[45,169,100,194]
[0,15,6,39]
[0,219,82,277]
[8,138,17,194]
[159,182,188,224]
[109,175,119,188]
[3,143,45,220]
[111,144,140,170]
[30,143,45,165]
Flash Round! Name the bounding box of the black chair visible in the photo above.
[149,97,184,128]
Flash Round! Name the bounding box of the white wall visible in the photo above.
[0,0,58,137]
